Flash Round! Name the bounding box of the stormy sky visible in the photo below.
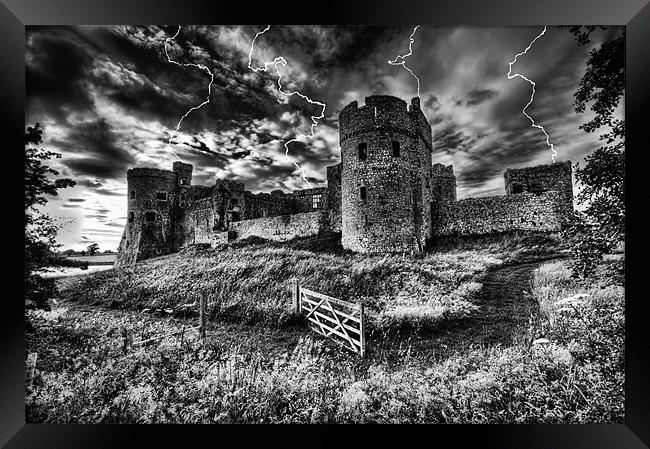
[25,25,623,251]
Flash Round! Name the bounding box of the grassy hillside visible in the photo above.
[27,250,624,423]
[56,232,562,334]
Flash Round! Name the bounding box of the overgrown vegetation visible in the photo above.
[25,123,85,310]
[563,26,625,278]
[26,253,623,423]
[56,233,560,334]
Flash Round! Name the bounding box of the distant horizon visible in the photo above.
[26,25,623,251]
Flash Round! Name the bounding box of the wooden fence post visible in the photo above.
[292,279,301,314]
[122,326,133,353]
[27,352,38,386]
[359,303,365,357]
[199,291,207,341]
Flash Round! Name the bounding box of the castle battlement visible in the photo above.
[127,167,176,180]
[339,95,417,143]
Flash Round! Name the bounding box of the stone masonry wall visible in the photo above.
[291,187,328,213]
[326,163,342,232]
[433,191,566,236]
[244,191,293,219]
[431,163,457,202]
[229,211,323,242]
[504,160,573,216]
[339,96,423,253]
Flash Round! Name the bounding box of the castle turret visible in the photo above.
[173,161,193,187]
[115,166,178,266]
[339,95,433,253]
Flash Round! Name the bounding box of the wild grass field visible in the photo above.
[25,232,624,423]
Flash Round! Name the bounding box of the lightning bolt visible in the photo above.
[164,25,215,161]
[507,25,557,163]
[248,25,326,188]
[388,25,421,98]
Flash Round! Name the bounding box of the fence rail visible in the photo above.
[292,280,365,357]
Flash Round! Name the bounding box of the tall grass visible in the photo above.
[28,255,623,423]
[57,235,510,332]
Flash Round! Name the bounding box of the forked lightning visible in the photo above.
[507,25,557,163]
[248,25,326,188]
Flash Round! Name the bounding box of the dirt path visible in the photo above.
[385,256,564,362]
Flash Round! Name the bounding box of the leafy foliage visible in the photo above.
[87,243,100,256]
[25,123,83,310]
[564,26,625,277]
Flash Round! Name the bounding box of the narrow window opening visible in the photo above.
[374,107,377,117]
[358,143,367,161]
[312,194,322,209]
[156,190,167,201]
[364,214,369,227]
[130,190,136,200]
[360,186,367,201]
[128,212,134,223]
[179,178,187,186]
[392,141,400,157]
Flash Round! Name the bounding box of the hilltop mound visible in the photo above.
[57,232,563,332]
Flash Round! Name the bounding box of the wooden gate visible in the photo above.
[291,280,365,356]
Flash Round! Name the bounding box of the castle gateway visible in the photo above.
[115,95,573,266]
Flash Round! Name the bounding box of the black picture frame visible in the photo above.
[2,0,649,447]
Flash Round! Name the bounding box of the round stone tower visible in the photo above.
[115,167,178,266]
[339,95,432,253]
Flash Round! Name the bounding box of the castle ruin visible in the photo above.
[115,95,573,267]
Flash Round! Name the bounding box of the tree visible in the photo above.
[87,243,100,256]
[25,123,86,310]
[564,26,625,278]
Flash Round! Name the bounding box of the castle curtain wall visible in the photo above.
[433,191,568,236]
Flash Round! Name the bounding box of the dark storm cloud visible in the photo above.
[466,88,499,106]
[26,28,95,122]
[422,94,441,112]
[76,179,124,196]
[53,118,135,179]
[232,151,251,159]
[434,123,477,154]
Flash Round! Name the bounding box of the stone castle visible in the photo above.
[115,95,573,267]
